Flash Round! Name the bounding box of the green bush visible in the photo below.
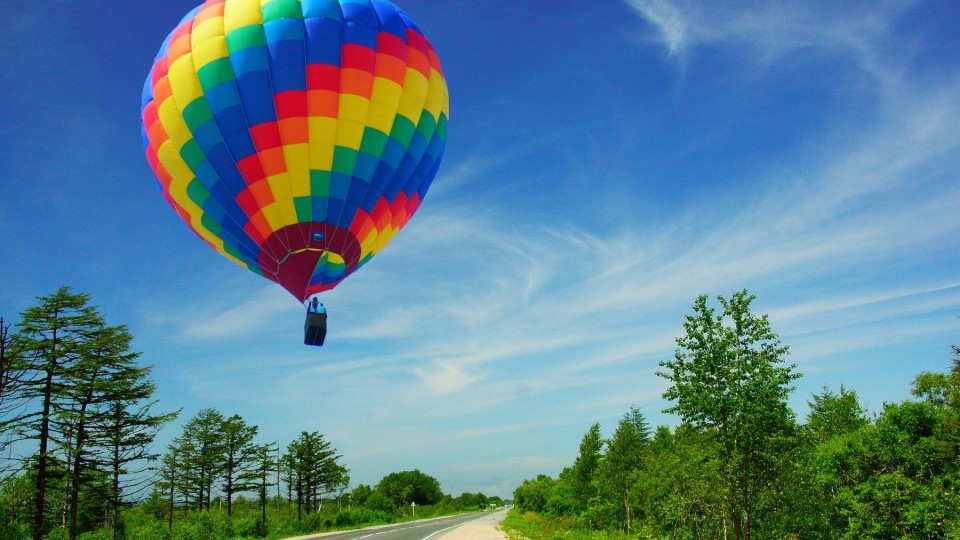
[42,528,68,540]
[333,510,355,527]
[0,523,29,540]
[122,521,167,540]
[172,512,234,540]
[235,516,267,538]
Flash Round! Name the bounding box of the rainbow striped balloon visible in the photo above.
[141,0,448,302]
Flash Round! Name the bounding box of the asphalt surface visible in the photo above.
[283,508,508,540]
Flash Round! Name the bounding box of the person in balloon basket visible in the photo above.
[304,297,328,346]
[307,297,326,315]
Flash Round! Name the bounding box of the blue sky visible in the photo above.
[2,0,959,499]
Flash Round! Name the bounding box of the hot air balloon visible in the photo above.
[140,0,448,345]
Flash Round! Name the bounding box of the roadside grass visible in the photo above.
[501,509,632,540]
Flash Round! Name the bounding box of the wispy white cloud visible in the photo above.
[625,0,689,57]
[622,0,915,85]
[770,283,960,328]
[176,285,292,341]
[412,360,479,396]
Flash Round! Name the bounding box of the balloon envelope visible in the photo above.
[141,0,448,301]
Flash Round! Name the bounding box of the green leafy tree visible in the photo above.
[840,401,951,537]
[658,290,799,540]
[376,469,442,508]
[456,492,478,508]
[544,478,574,518]
[363,491,394,515]
[644,424,724,538]
[806,386,868,442]
[513,474,556,514]
[912,343,960,408]
[0,473,33,534]
[913,343,960,461]
[595,406,650,533]
[349,484,373,507]
[569,423,602,514]
[56,324,121,540]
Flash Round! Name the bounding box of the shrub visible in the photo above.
[235,516,267,538]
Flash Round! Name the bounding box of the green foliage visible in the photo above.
[508,293,960,540]
[349,484,373,506]
[807,386,869,442]
[513,475,555,514]
[375,470,443,507]
[363,491,395,515]
[234,515,267,538]
[333,508,391,528]
[593,407,649,532]
[502,509,627,540]
[169,511,233,540]
[174,408,228,512]
[566,423,602,516]
[0,523,30,540]
[658,290,799,540]
[543,479,574,519]
[284,431,347,518]
[221,415,258,516]
[643,424,724,538]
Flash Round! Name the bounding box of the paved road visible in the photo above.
[284,510,505,540]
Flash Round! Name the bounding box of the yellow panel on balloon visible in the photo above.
[223,0,262,33]
[339,94,370,126]
[282,143,310,176]
[308,117,338,145]
[396,70,428,123]
[192,34,228,70]
[335,120,365,151]
[192,14,226,51]
[168,57,203,105]
[365,101,399,135]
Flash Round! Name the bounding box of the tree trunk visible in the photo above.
[111,440,121,540]
[68,378,97,540]
[623,491,632,533]
[260,483,267,524]
[226,472,233,516]
[33,368,54,540]
[742,454,751,540]
[167,455,175,535]
[69,428,83,540]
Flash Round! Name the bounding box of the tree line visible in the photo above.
[102,407,500,539]
[0,287,503,540]
[511,291,960,539]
